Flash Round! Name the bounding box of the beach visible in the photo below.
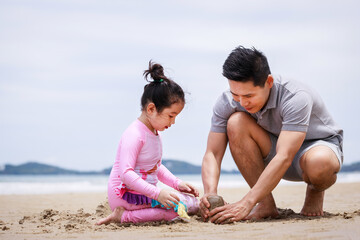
[0,182,359,240]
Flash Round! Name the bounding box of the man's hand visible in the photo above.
[199,193,214,221]
[178,181,199,197]
[200,132,228,221]
[209,198,254,224]
[157,189,180,208]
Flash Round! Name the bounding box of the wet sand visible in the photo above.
[0,182,359,240]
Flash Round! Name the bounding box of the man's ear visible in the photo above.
[146,102,156,114]
[267,75,274,88]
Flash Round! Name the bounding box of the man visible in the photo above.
[200,46,343,224]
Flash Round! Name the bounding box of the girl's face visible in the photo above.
[148,101,185,132]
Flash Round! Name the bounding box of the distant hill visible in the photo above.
[0,160,238,175]
[100,159,238,175]
[1,160,358,175]
[341,161,360,172]
[163,160,202,174]
[0,162,100,175]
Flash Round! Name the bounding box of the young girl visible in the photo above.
[96,61,199,225]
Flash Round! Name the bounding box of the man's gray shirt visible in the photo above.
[211,75,343,150]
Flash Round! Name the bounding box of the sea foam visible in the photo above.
[0,172,358,195]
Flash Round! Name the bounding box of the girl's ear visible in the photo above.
[146,102,157,115]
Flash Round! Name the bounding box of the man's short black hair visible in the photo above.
[223,46,271,87]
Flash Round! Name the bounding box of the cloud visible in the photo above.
[0,0,359,171]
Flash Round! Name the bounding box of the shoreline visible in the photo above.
[1,172,360,195]
[1,182,359,239]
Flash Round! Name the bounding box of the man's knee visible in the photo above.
[301,146,340,183]
[227,112,254,139]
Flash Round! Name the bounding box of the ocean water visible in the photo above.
[0,172,359,195]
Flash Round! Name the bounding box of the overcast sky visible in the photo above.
[1,0,359,171]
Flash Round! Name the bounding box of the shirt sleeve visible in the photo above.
[281,91,313,132]
[157,164,182,191]
[210,92,239,133]
[117,129,162,200]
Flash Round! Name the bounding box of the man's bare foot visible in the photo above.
[96,207,125,225]
[300,185,324,216]
[245,197,279,220]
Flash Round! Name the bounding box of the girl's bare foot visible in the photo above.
[96,207,125,225]
[300,185,324,216]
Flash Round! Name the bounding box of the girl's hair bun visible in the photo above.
[140,60,185,113]
[143,61,169,82]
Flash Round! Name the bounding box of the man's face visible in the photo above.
[228,76,273,114]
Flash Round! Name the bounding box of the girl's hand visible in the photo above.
[157,189,180,208]
[178,181,199,197]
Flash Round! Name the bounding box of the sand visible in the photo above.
[0,182,359,240]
